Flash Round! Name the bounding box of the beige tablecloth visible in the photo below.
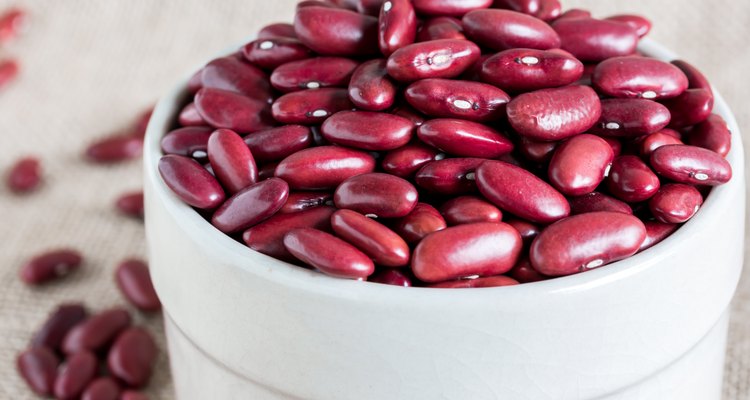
[0,0,748,398]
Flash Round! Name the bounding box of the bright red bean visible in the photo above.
[275,146,375,190]
[606,155,660,203]
[639,220,679,252]
[201,57,272,103]
[160,127,212,157]
[207,129,258,194]
[54,351,98,400]
[379,0,417,56]
[115,259,161,312]
[369,269,412,286]
[671,59,713,97]
[591,99,671,137]
[0,58,19,90]
[31,304,88,351]
[417,119,513,158]
[382,142,442,178]
[479,48,583,92]
[294,6,379,56]
[348,59,397,111]
[663,88,714,129]
[284,228,375,278]
[605,14,651,37]
[548,134,614,196]
[85,135,143,163]
[650,144,732,186]
[568,192,633,215]
[242,37,313,70]
[649,183,703,224]
[194,88,274,134]
[462,9,560,50]
[593,56,688,100]
[115,191,144,219]
[412,0,491,16]
[81,377,120,400]
[331,209,410,267]
[687,114,731,157]
[211,177,289,233]
[321,110,414,150]
[20,249,83,285]
[108,328,157,388]
[6,156,41,193]
[258,22,298,39]
[271,57,359,92]
[244,125,312,164]
[440,195,502,225]
[334,173,418,218]
[386,39,481,82]
[551,18,639,62]
[158,155,226,209]
[272,88,353,124]
[17,347,59,396]
[405,79,510,121]
[244,206,335,261]
[639,131,684,158]
[416,17,465,42]
[61,308,132,355]
[415,157,483,195]
[392,202,447,244]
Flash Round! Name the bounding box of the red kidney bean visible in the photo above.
[440,196,502,225]
[195,88,274,134]
[386,39,481,82]
[429,275,519,288]
[357,0,386,15]
[688,114,731,157]
[201,57,272,103]
[416,17,465,42]
[671,60,713,97]
[412,0,491,17]
[348,59,396,111]
[0,58,18,90]
[379,0,417,56]
[211,178,289,233]
[207,129,258,194]
[271,57,359,93]
[321,111,414,150]
[593,56,689,100]
[405,79,510,122]
[505,218,540,247]
[462,9,560,51]
[276,146,375,189]
[244,206,335,261]
[107,328,157,388]
[280,191,332,214]
[61,308,131,355]
[517,137,557,163]
[392,202,446,244]
[31,304,88,351]
[569,192,633,215]
[555,8,591,21]
[476,160,569,223]
[158,155,226,209]
[334,173,418,218]
[177,103,207,127]
[272,88,353,124]
[258,22,297,39]
[492,0,561,20]
[530,211,646,276]
[548,134,614,196]
[369,268,411,286]
[417,119,513,158]
[81,377,120,400]
[602,137,623,157]
[639,130,684,158]
[115,259,161,312]
[413,222,522,282]
[415,157,483,195]
[606,155,660,203]
[6,156,41,193]
[650,144,732,185]
[0,7,25,44]
[507,85,601,141]
[331,209,410,266]
[552,18,638,62]
[479,48,582,93]
[663,88,713,129]
[284,228,375,278]
[244,125,313,163]
[85,135,143,163]
[591,99,671,137]
[639,220,679,251]
[242,37,313,70]
[382,142,443,178]
[54,351,98,400]
[294,6,378,56]
[160,127,212,158]
[17,347,59,396]
[605,15,651,37]
[20,249,83,285]
[649,183,703,224]
[509,257,547,283]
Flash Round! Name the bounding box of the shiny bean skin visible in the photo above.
[331,209,410,266]
[605,15,652,37]
[505,218,540,247]
[270,57,359,92]
[650,144,732,185]
[649,183,703,224]
[211,178,289,233]
[639,131,684,158]
[405,79,510,122]
[244,125,312,163]
[275,146,375,190]
[284,228,375,278]
[591,99,671,137]
[381,142,442,178]
[479,48,583,93]
[7,156,42,193]
[294,6,378,56]
[392,202,447,244]
[207,129,258,194]
[321,111,414,150]
[517,137,557,163]
[429,275,519,288]
[386,39,481,82]
[17,347,59,396]
[334,173,418,218]
[20,249,83,285]
[417,119,513,158]
[688,114,731,157]
[379,0,417,56]
[440,196,502,225]
[412,0,492,17]
[414,158,483,195]
[107,328,157,388]
[244,206,335,261]
[506,85,601,141]
[271,88,354,125]
[462,10,560,51]
[369,268,411,286]
[569,192,633,215]
[548,134,614,196]
[530,211,646,276]
[31,304,88,351]
[508,258,547,283]
[551,18,638,62]
[258,22,298,39]
[639,220,679,252]
[416,17,465,42]
[81,377,120,400]
[671,60,713,97]
[607,155,660,203]
[54,351,98,400]
[242,37,313,70]
[62,308,131,355]
[158,155,226,209]
[160,127,212,158]
[85,135,143,163]
[663,88,714,129]
[115,259,161,312]
[201,57,273,103]
[194,88,274,134]
[603,137,623,157]
[177,102,206,126]
[348,59,397,111]
[593,57,689,100]
[280,192,333,214]
[412,222,522,282]
[476,160,570,224]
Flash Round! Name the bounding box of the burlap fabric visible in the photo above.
[0,1,747,398]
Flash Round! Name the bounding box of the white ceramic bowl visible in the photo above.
[144,39,745,400]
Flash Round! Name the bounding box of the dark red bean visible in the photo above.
[114,191,144,219]
[530,211,646,276]
[211,178,289,233]
[593,57,689,100]
[160,127,212,157]
[258,22,298,39]
[272,88,353,124]
[81,377,120,400]
[178,103,207,127]
[517,137,557,163]
[379,0,417,56]
[509,257,547,283]
[412,222,522,282]
[31,304,88,351]
[331,209,410,267]
[194,88,274,134]
[280,191,332,214]
[348,59,397,111]
[687,114,731,157]
[506,85,601,141]
[493,0,561,21]
[603,137,623,157]
[382,142,442,178]
[85,135,143,163]
[569,192,633,215]
[20,249,83,285]
[201,57,272,103]
[244,125,313,163]
[429,275,519,288]
[649,183,703,224]
[115,259,161,312]
[405,79,510,122]
[392,202,446,244]
[548,134,614,196]
[271,57,359,93]
[551,18,638,62]
[242,37,313,70]
[334,173,418,218]
[0,58,19,90]
[158,155,226,209]
[294,6,379,56]
[0,8,26,44]
[607,155,660,203]
[605,14,651,37]
[650,144,732,186]
[17,347,59,396]
[639,130,684,158]
[61,308,132,355]
[276,146,375,189]
[321,110,414,150]
[663,88,713,129]
[386,39,481,82]
[416,17,465,42]
[391,104,427,126]
[412,0,491,17]
[107,328,157,388]
[462,9,560,50]
[6,156,41,193]
[479,48,583,93]
[244,206,335,261]
[671,60,713,97]
[369,268,411,286]
[555,8,591,21]
[639,220,679,251]
[284,228,375,278]
[590,99,671,137]
[54,351,98,400]
[207,129,258,194]
[505,218,540,247]
[440,195,502,225]
[257,162,278,180]
[414,157,483,195]
[417,119,513,158]
[357,0,386,15]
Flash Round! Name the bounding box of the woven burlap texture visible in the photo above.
[0,0,748,399]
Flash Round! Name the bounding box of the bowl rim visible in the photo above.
[144,38,745,299]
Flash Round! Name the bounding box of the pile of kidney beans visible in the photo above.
[158,0,733,288]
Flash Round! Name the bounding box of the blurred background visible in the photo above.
[0,0,748,398]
